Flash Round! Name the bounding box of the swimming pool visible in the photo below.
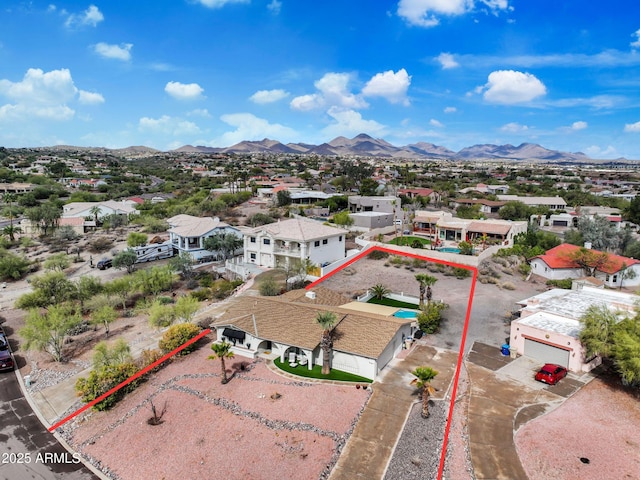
[438,247,460,253]
[393,310,418,319]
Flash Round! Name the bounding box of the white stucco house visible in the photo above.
[243,218,347,269]
[167,214,242,262]
[530,243,640,288]
[510,286,637,373]
[212,287,416,381]
[62,200,140,220]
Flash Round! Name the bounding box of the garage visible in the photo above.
[552,220,569,227]
[523,338,570,367]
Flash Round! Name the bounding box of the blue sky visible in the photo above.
[1,1,640,159]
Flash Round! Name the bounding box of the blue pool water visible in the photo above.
[393,310,418,319]
[439,247,460,253]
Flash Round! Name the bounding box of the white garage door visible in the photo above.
[524,339,570,367]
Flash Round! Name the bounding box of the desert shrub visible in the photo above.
[190,288,211,301]
[259,278,280,296]
[75,362,140,411]
[138,348,164,371]
[148,300,175,328]
[367,250,389,260]
[518,262,531,277]
[158,323,201,355]
[501,268,513,276]
[157,296,174,305]
[210,279,242,299]
[412,259,427,268]
[89,237,114,253]
[546,279,573,289]
[198,273,216,288]
[452,267,471,279]
[500,281,516,290]
[417,301,448,334]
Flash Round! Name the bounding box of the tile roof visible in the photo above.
[213,288,409,359]
[167,214,232,237]
[466,221,511,235]
[248,218,347,242]
[534,243,640,274]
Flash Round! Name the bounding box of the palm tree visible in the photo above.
[370,283,390,300]
[204,232,243,261]
[2,224,21,243]
[316,311,338,375]
[208,341,235,384]
[89,205,102,226]
[411,366,438,418]
[415,274,437,308]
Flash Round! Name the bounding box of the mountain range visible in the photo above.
[173,133,597,162]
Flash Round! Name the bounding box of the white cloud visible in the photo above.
[436,52,459,69]
[500,122,529,133]
[321,107,386,139]
[481,70,546,104]
[267,0,282,14]
[164,81,205,100]
[94,42,133,61]
[397,0,509,27]
[249,89,289,104]
[214,113,297,146]
[584,145,618,158]
[78,90,105,105]
[195,0,250,8]
[65,4,104,28]
[362,69,411,105]
[291,72,367,111]
[571,121,588,131]
[0,68,99,122]
[631,29,640,49]
[138,115,201,136]
[187,108,212,118]
[444,106,457,113]
[624,121,640,133]
[429,118,444,127]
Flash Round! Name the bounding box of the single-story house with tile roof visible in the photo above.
[212,287,417,380]
[496,195,567,210]
[62,200,139,220]
[530,243,640,288]
[510,286,637,372]
[243,217,347,269]
[452,198,506,215]
[167,214,242,261]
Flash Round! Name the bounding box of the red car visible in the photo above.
[535,363,568,385]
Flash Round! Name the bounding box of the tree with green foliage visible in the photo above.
[16,271,76,309]
[148,299,175,328]
[25,203,61,236]
[624,194,640,225]
[358,177,380,196]
[104,276,133,312]
[53,226,79,253]
[174,295,199,323]
[247,212,276,227]
[91,305,118,336]
[276,190,292,207]
[169,252,195,281]
[127,232,148,248]
[75,362,140,411]
[44,252,72,271]
[417,301,448,334]
[565,247,611,277]
[415,273,437,307]
[370,283,390,300]
[203,232,243,261]
[0,250,31,280]
[579,304,621,360]
[458,241,474,255]
[316,311,338,375]
[208,341,235,384]
[20,304,82,362]
[133,266,174,297]
[92,339,132,368]
[75,275,103,312]
[456,204,483,220]
[575,214,621,252]
[410,366,438,418]
[332,210,354,227]
[259,278,280,296]
[611,318,640,386]
[113,248,138,273]
[2,224,21,243]
[499,201,533,221]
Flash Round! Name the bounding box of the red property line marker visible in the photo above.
[48,328,211,432]
[307,245,477,480]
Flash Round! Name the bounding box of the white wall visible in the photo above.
[530,259,583,280]
[307,234,346,266]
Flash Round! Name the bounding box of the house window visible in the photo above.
[339,235,342,241]
[263,238,271,245]
[250,253,256,260]
[322,239,328,245]
[612,275,618,283]
[250,237,256,243]
[314,240,320,247]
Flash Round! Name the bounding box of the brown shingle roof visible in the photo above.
[213,290,410,359]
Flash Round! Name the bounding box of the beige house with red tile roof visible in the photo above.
[212,286,416,380]
[530,243,640,288]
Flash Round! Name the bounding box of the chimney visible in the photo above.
[584,242,592,250]
[305,291,317,300]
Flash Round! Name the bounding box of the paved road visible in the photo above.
[0,369,99,480]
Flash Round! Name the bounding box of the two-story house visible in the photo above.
[244,218,347,268]
[167,214,242,262]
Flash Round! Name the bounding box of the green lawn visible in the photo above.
[273,358,372,383]
[388,236,431,247]
[367,297,419,309]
